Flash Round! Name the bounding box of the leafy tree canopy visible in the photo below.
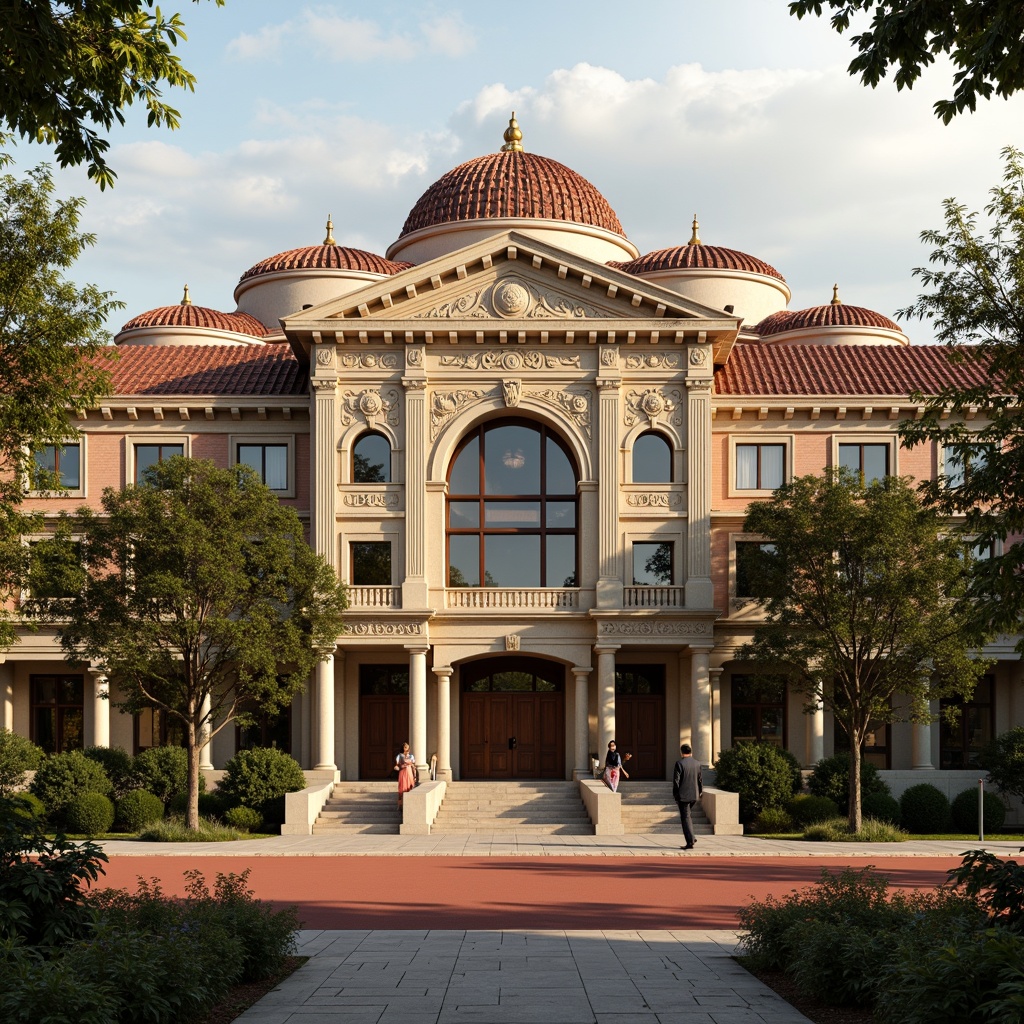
[27,457,347,829]
[789,1,1024,122]
[0,160,117,648]
[740,470,989,829]
[899,146,1024,640]
[0,1,224,188]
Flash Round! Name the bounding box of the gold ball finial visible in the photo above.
[831,283,842,305]
[688,214,702,246]
[324,214,336,246]
[501,112,524,153]
[180,284,192,306]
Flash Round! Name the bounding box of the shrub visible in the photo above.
[803,817,908,842]
[218,747,306,815]
[808,753,890,809]
[166,789,225,818]
[713,743,802,825]
[946,849,1024,933]
[115,789,165,832]
[789,920,896,1007]
[133,746,200,805]
[899,783,952,834]
[786,794,840,826]
[0,945,119,1024]
[950,787,1007,835]
[0,729,44,795]
[224,805,263,832]
[29,750,112,822]
[83,746,138,800]
[7,792,45,821]
[138,815,248,842]
[980,726,1024,802]
[66,792,115,836]
[862,791,901,826]
[751,806,795,834]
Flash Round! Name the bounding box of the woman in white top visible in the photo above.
[394,741,416,809]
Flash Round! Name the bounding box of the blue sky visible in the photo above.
[8,1,1024,340]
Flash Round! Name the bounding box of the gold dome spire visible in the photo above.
[688,214,702,245]
[324,214,336,246]
[501,112,524,153]
[831,283,842,305]
[180,284,192,306]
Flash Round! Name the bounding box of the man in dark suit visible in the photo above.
[672,743,703,850]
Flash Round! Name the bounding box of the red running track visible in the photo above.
[95,856,963,930]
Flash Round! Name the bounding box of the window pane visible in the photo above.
[238,444,263,476]
[862,444,888,484]
[448,535,479,587]
[546,502,575,528]
[353,434,390,483]
[633,433,671,483]
[34,446,57,477]
[546,437,575,493]
[485,535,540,587]
[263,445,288,490]
[736,445,758,489]
[32,678,56,703]
[351,542,391,586]
[135,445,160,481]
[546,534,576,587]
[492,671,534,691]
[484,502,540,527]
[449,502,480,529]
[59,444,81,488]
[60,677,84,703]
[943,447,965,488]
[449,437,479,494]
[731,708,757,745]
[760,709,785,744]
[633,542,672,585]
[484,424,540,494]
[760,445,784,489]
[61,708,84,750]
[838,444,861,476]
[34,708,57,753]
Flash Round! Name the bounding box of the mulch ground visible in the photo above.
[195,957,306,1024]
[743,965,875,1024]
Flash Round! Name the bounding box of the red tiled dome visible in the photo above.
[756,303,901,337]
[400,150,625,238]
[614,244,785,282]
[120,305,270,338]
[241,244,410,281]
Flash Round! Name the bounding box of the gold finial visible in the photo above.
[324,214,336,246]
[688,214,702,245]
[501,111,524,153]
[831,283,842,305]
[180,284,192,306]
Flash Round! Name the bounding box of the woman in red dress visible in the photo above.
[394,741,416,809]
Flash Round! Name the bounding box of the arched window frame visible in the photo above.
[352,431,392,484]
[631,430,673,484]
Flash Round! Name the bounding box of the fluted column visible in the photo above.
[572,666,593,779]
[596,375,621,607]
[88,668,109,748]
[690,646,712,766]
[807,699,824,767]
[403,349,428,608]
[685,370,714,608]
[408,645,429,780]
[434,664,453,781]
[310,356,338,568]
[0,660,12,731]
[198,692,214,770]
[595,645,619,754]
[314,653,336,771]
[709,667,723,765]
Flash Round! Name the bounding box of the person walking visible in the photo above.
[602,740,630,792]
[672,743,703,849]
[394,741,416,809]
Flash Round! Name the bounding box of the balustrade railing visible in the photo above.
[445,588,579,610]
[347,586,401,609]
[623,586,684,608]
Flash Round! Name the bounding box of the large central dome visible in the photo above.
[387,115,638,265]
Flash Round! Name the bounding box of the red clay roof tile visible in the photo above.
[240,244,411,281]
[613,244,785,281]
[120,305,270,337]
[756,303,901,336]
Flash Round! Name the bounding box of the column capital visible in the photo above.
[404,643,431,655]
[571,666,593,678]
[593,643,621,654]
[433,665,454,679]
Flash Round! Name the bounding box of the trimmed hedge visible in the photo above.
[115,789,165,833]
[0,729,44,795]
[950,787,1006,834]
[713,743,802,825]
[808,754,890,808]
[223,805,263,833]
[218,748,306,814]
[83,746,137,800]
[786,794,840,826]
[66,793,115,836]
[861,791,901,826]
[29,751,112,822]
[899,783,952,834]
[133,746,200,805]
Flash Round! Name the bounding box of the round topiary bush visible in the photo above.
[713,743,802,825]
[899,783,952,834]
[83,745,138,799]
[8,791,46,820]
[751,806,796,834]
[951,787,1006,834]
[786,794,840,826]
[29,749,112,822]
[808,754,890,809]
[223,805,264,833]
[66,791,115,836]
[0,728,45,795]
[133,746,202,805]
[115,788,165,832]
[862,791,901,826]
[218,747,306,815]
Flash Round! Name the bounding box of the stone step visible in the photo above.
[428,825,595,835]
[312,822,400,834]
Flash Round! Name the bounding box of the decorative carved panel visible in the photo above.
[339,387,400,428]
[531,387,593,439]
[624,352,681,370]
[624,387,683,428]
[339,352,399,370]
[430,388,488,439]
[439,351,580,371]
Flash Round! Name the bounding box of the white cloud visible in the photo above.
[225,23,290,61]
[420,14,477,57]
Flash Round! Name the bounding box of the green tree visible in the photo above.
[740,470,988,830]
[0,1,224,188]
[0,162,116,649]
[27,457,347,831]
[899,147,1024,640]
[789,1,1024,122]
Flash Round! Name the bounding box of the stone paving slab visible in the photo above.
[235,930,812,1024]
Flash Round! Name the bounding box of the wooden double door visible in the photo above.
[614,694,665,780]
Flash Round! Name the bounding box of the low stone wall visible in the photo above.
[702,787,743,835]
[400,779,447,835]
[281,778,336,835]
[879,769,1022,827]
[579,779,622,834]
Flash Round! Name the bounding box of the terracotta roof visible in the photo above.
[120,305,270,337]
[715,343,992,396]
[756,303,900,336]
[103,345,307,396]
[240,244,411,281]
[613,244,785,281]
[400,150,625,238]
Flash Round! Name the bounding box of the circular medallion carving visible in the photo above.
[640,391,665,417]
[492,279,531,317]
[358,391,383,417]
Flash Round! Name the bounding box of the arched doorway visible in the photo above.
[460,657,565,779]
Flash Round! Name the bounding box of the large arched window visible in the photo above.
[447,420,578,588]
[632,431,672,483]
[352,432,391,483]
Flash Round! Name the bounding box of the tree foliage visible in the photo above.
[0,1,224,188]
[27,457,347,830]
[0,162,116,648]
[789,1,1024,122]
[740,470,988,829]
[900,147,1024,640]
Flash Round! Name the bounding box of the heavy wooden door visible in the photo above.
[616,695,665,780]
[359,695,408,779]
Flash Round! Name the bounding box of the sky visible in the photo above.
[8,0,1024,341]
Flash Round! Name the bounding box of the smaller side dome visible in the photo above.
[117,286,270,346]
[755,286,907,346]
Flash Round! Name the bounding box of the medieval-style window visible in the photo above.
[632,432,672,483]
[447,420,578,588]
[353,432,391,483]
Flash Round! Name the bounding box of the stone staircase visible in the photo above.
[430,780,593,834]
[618,781,714,835]
[313,781,401,835]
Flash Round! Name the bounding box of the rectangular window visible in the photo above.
[135,707,184,753]
[834,716,890,769]
[838,442,889,484]
[940,676,994,769]
[34,443,81,490]
[736,443,785,490]
[31,674,84,754]
[351,542,392,586]
[735,541,776,598]
[943,444,991,489]
[632,542,673,585]
[237,443,289,491]
[730,676,785,747]
[135,443,184,483]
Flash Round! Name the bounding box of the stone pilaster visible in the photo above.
[572,666,593,779]
[310,344,338,567]
[807,699,825,767]
[314,653,336,771]
[88,668,109,748]
[199,692,213,770]
[403,348,428,608]
[0,660,12,731]
[407,644,429,780]
[685,376,713,608]
[595,644,619,755]
[433,664,453,781]
[596,377,621,607]
[690,646,712,766]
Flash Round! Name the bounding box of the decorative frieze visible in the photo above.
[339,352,399,370]
[346,621,423,636]
[341,492,400,508]
[624,387,683,427]
[532,387,592,439]
[412,277,605,320]
[624,492,682,508]
[315,347,334,366]
[430,388,487,439]
[598,619,712,637]
[624,352,681,370]
[439,351,580,371]
[340,387,400,429]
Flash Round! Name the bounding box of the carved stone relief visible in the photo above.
[532,387,592,439]
[624,387,683,428]
[598,620,712,637]
[406,347,424,367]
[439,351,580,371]
[600,348,617,367]
[430,388,487,439]
[505,634,521,651]
[624,492,683,508]
[347,622,423,636]
[341,492,400,508]
[339,352,399,370]
[412,277,606,320]
[340,387,400,429]
[502,379,522,408]
[624,352,681,370]
[688,347,708,367]
[315,347,334,366]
